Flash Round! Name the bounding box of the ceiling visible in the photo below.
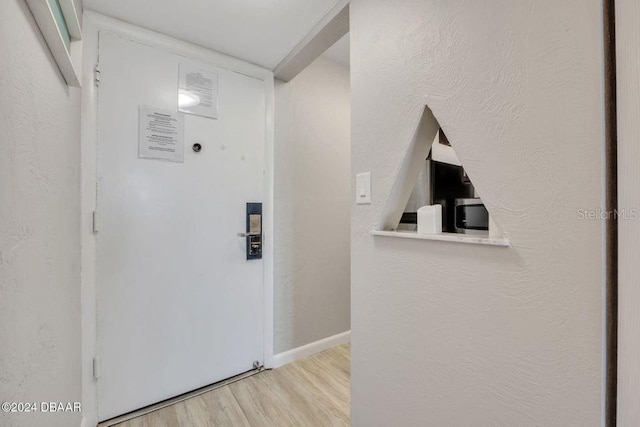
[322,33,350,68]
[84,0,344,69]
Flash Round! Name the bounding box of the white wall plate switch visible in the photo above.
[356,172,372,205]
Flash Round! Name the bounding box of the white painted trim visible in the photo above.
[80,12,100,427]
[262,72,276,370]
[59,0,81,39]
[26,0,82,87]
[273,0,350,82]
[272,331,351,369]
[370,230,511,247]
[83,11,272,81]
[80,11,275,424]
[615,1,640,424]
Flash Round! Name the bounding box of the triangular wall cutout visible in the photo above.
[377,106,504,238]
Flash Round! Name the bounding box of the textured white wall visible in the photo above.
[616,1,640,425]
[0,1,82,427]
[350,1,604,426]
[274,57,351,353]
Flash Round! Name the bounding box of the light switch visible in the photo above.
[356,172,371,205]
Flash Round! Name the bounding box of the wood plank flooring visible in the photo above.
[115,344,350,427]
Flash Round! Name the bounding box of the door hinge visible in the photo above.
[94,64,101,86]
[93,356,101,380]
[92,211,100,233]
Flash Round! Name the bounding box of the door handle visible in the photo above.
[237,232,261,238]
[243,203,263,260]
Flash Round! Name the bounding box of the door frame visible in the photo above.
[612,0,640,426]
[80,11,275,427]
[603,1,617,426]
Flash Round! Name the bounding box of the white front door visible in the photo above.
[95,32,266,421]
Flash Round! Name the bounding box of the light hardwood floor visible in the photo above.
[115,344,350,427]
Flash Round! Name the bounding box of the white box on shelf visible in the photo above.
[417,205,442,235]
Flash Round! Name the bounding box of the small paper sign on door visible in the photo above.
[138,106,185,163]
[178,63,219,119]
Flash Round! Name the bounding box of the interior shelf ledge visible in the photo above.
[370,230,510,247]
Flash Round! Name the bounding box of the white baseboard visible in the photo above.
[272,330,351,368]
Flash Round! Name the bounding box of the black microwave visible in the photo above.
[454,198,489,235]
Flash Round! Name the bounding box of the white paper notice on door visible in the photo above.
[178,63,219,119]
[138,106,185,163]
